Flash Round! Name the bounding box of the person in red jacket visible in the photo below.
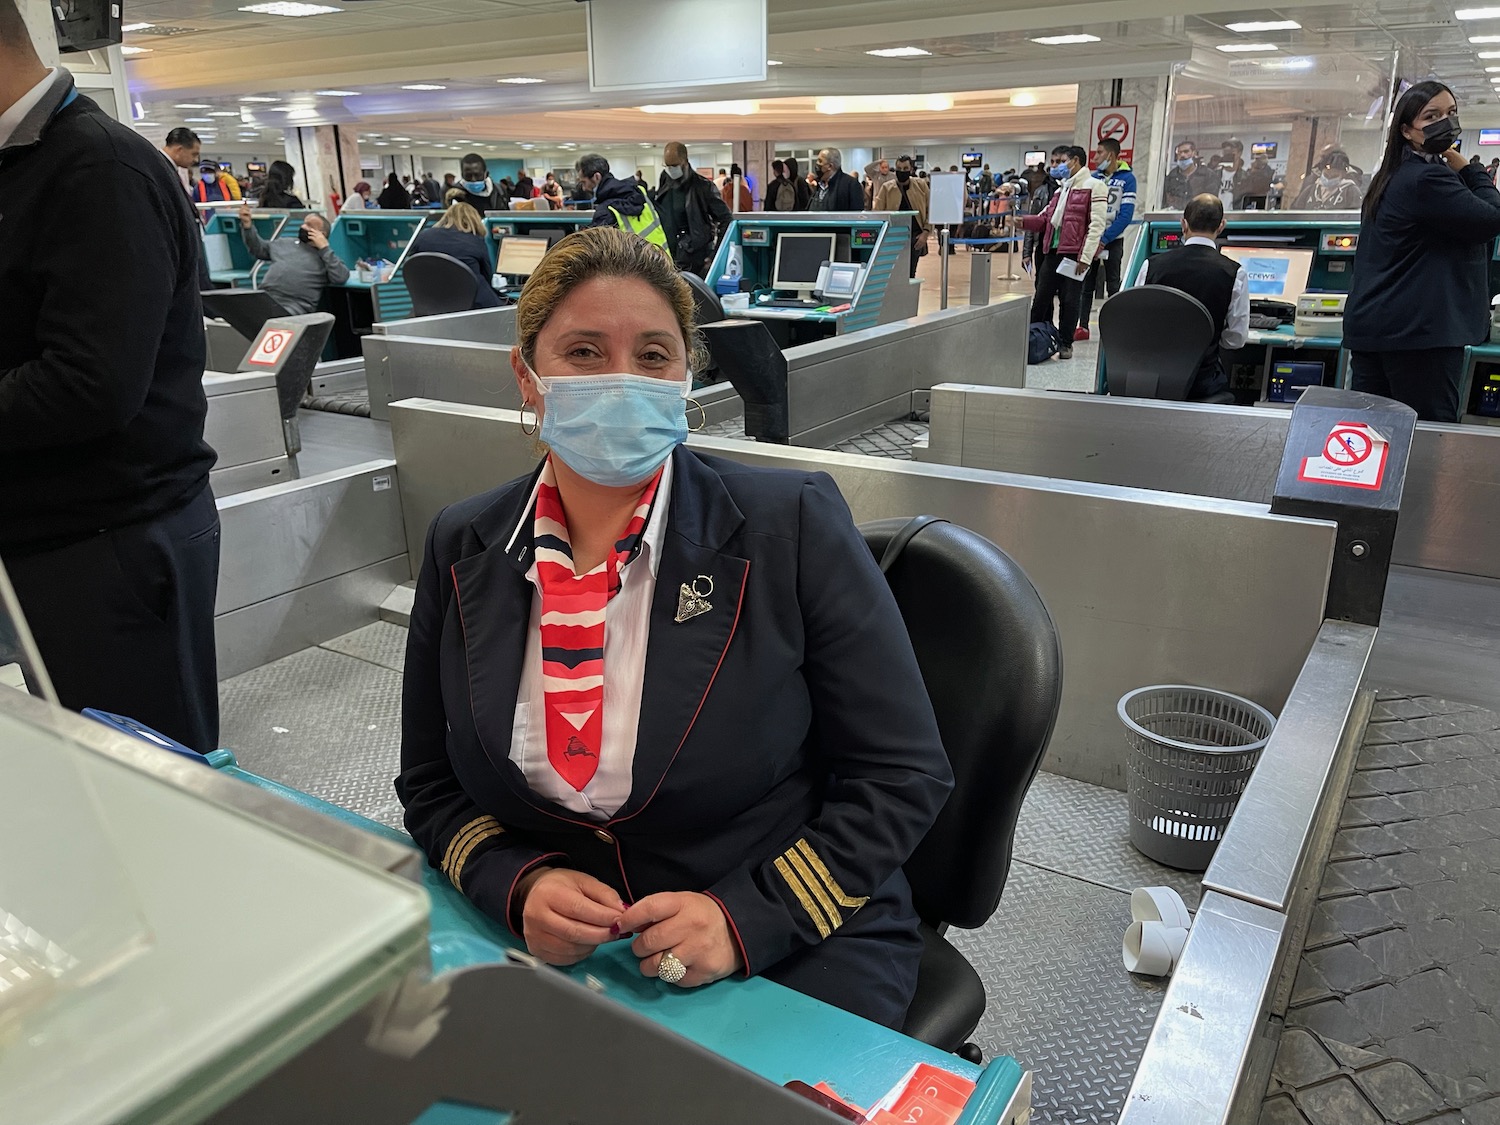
[1010,145,1106,359]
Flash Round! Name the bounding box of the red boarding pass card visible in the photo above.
[903,1063,975,1109]
[886,1092,959,1124]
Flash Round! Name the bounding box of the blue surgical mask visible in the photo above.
[1048,164,1068,179]
[531,370,689,487]
[1318,173,1339,189]
[462,178,489,194]
[1175,158,1195,172]
[665,164,686,180]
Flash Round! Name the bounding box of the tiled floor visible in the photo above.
[1260,693,1500,1125]
[218,618,1192,1124]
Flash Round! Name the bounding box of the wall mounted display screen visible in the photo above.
[1480,129,1500,146]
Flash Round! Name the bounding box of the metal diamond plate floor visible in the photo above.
[218,624,1195,1123]
[1261,692,1500,1125]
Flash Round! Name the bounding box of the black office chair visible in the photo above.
[681,271,725,326]
[697,319,788,443]
[404,252,481,317]
[1100,284,1233,404]
[201,289,291,343]
[860,516,1063,1059]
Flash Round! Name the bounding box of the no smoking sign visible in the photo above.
[248,328,294,367]
[1089,105,1137,164]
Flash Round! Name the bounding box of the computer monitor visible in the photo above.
[1219,246,1316,303]
[772,233,836,295]
[495,236,550,279]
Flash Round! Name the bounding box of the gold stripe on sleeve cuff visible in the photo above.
[786,849,843,930]
[774,856,833,938]
[794,838,870,909]
[448,825,504,890]
[441,815,502,882]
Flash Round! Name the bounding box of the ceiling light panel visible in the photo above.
[120,45,150,55]
[316,90,361,96]
[1457,6,1500,17]
[1224,20,1300,32]
[238,3,342,15]
[240,96,277,103]
[401,84,447,91]
[1216,42,1279,51]
[865,46,931,57]
[1030,33,1101,44]
[497,77,545,84]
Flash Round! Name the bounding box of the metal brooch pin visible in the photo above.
[674,574,714,623]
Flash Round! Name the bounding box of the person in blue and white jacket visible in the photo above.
[1075,136,1137,341]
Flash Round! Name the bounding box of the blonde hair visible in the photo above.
[516,225,706,371]
[437,201,485,236]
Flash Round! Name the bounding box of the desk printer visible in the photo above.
[1294,293,1346,338]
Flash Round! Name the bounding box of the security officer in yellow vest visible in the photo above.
[577,152,668,248]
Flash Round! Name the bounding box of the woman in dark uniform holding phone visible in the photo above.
[1344,80,1500,422]
[395,225,953,1028]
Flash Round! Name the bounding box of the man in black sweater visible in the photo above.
[1131,194,1249,401]
[0,1,221,751]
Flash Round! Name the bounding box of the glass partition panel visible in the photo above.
[1161,49,1399,211]
[0,558,55,704]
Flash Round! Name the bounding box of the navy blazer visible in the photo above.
[396,447,953,1024]
[407,226,501,310]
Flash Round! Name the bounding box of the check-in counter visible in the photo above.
[201,209,316,288]
[705,212,921,347]
[483,210,593,269]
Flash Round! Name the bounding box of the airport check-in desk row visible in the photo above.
[6,382,1401,1124]
[1113,210,1500,419]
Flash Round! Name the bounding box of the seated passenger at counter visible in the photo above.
[236,205,349,316]
[407,201,501,310]
[395,225,953,1028]
[1132,194,1248,401]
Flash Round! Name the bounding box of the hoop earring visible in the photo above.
[686,397,707,433]
[520,402,538,436]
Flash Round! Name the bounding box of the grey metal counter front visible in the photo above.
[363,298,1029,441]
[922,384,1500,581]
[387,397,1338,790]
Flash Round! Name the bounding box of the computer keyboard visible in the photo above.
[1248,314,1284,330]
[763,298,821,309]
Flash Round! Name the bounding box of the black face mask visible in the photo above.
[895,170,912,183]
[1418,115,1461,154]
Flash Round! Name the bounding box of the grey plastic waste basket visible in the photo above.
[1120,685,1276,871]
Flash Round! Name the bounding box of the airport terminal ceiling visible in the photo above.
[117,0,1500,160]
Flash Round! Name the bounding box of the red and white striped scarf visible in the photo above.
[533,457,664,792]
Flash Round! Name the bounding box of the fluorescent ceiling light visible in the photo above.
[864,46,931,57]
[1030,33,1100,44]
[768,59,783,65]
[1480,49,1500,56]
[183,117,212,123]
[1224,19,1300,31]
[240,96,277,102]
[498,77,545,84]
[237,2,341,16]
[1457,6,1500,17]
[1216,42,1279,51]
[1472,34,1500,42]
[286,109,319,120]
[175,102,210,109]
[121,21,153,31]
[316,89,361,96]
[207,111,239,117]
[120,45,151,55]
[817,93,953,114]
[640,100,757,114]
[401,84,447,91]
[1258,56,1315,69]
[391,136,411,140]
[1010,91,1039,106]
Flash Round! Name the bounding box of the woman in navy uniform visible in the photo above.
[396,226,952,1028]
